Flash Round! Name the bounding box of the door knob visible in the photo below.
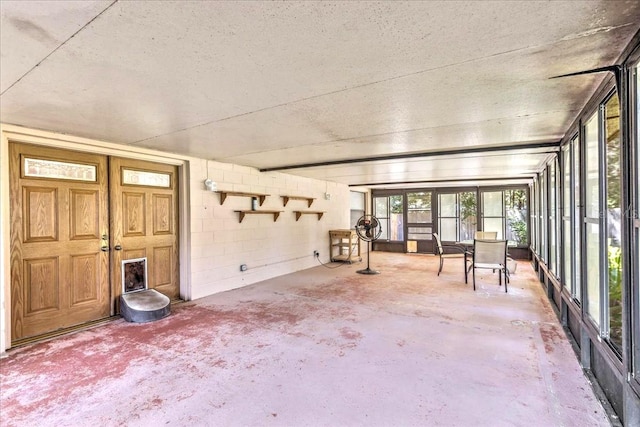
[114,245,122,250]
[100,246,109,252]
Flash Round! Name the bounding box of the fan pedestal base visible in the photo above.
[357,267,379,275]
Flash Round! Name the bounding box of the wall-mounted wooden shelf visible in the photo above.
[293,211,325,221]
[216,191,270,206]
[234,210,282,223]
[281,195,315,207]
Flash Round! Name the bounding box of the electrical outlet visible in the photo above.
[313,250,319,257]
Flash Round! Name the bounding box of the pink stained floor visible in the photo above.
[1,253,610,426]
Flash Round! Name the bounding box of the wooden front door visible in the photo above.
[10,145,180,343]
[109,157,180,303]
[10,143,110,341]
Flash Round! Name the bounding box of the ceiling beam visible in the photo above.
[349,176,535,187]
[259,141,560,172]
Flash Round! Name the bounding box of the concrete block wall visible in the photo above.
[0,124,353,353]
[189,158,350,300]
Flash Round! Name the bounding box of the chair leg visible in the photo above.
[438,256,443,276]
[472,267,476,291]
[504,269,509,293]
[464,253,471,284]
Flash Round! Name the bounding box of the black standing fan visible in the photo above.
[354,215,382,275]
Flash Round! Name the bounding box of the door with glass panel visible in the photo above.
[481,191,505,239]
[406,191,433,253]
[109,157,180,303]
[9,143,110,341]
[9,144,180,342]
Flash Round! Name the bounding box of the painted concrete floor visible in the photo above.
[1,253,610,426]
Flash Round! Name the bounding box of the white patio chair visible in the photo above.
[469,239,509,292]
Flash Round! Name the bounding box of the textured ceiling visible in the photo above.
[1,1,639,187]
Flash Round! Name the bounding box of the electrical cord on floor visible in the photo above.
[314,244,362,269]
[314,256,349,269]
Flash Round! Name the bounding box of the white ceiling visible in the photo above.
[1,1,638,187]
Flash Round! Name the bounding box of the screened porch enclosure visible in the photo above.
[371,187,529,259]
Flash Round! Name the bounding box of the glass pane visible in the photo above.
[374,197,388,218]
[389,195,403,215]
[378,218,389,240]
[563,220,572,291]
[408,234,432,240]
[532,179,538,252]
[585,114,600,218]
[605,94,622,352]
[390,213,404,241]
[540,172,547,262]
[408,226,432,234]
[407,192,431,209]
[506,189,528,245]
[122,169,170,187]
[562,144,572,292]
[483,191,503,216]
[24,157,96,182]
[408,210,432,223]
[350,210,364,228]
[408,226,432,240]
[439,193,457,216]
[563,145,571,213]
[460,192,477,241]
[550,162,558,273]
[483,218,504,239]
[389,195,404,241]
[350,191,365,210]
[635,60,640,379]
[586,222,601,325]
[573,137,582,301]
[574,215,582,301]
[440,218,457,241]
[407,192,432,223]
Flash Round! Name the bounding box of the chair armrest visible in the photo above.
[441,243,466,254]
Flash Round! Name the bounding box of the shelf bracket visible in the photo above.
[235,210,282,223]
[293,211,325,221]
